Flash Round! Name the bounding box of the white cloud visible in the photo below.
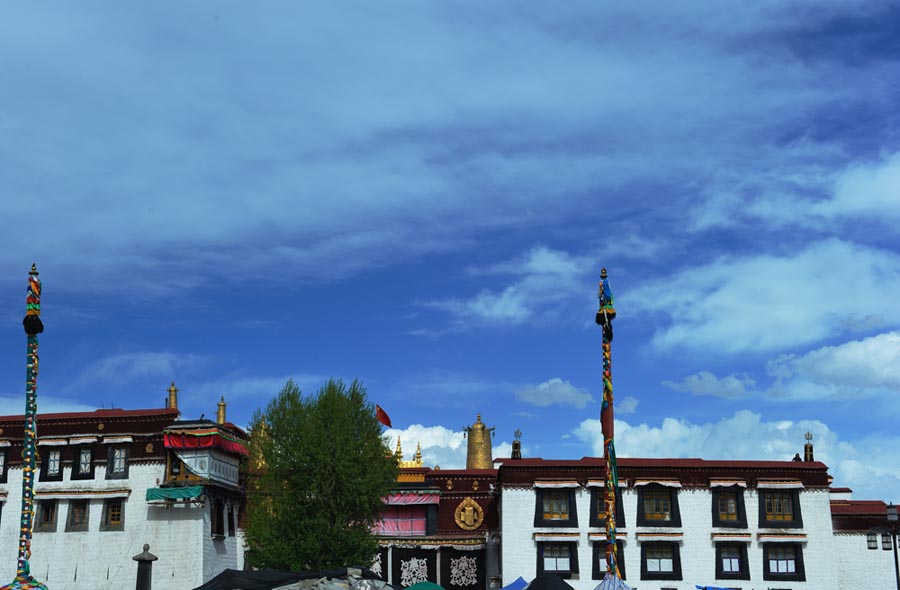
[70,352,206,389]
[629,239,900,354]
[663,371,755,398]
[427,247,593,327]
[765,331,900,399]
[516,378,594,409]
[818,152,900,221]
[189,374,330,403]
[385,424,515,469]
[573,410,900,502]
[617,396,639,414]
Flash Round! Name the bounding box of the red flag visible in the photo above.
[375,404,392,428]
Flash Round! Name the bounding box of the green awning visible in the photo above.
[146,486,205,501]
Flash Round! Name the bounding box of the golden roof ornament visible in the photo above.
[464,412,495,469]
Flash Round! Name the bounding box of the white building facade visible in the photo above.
[0,398,247,590]
[496,457,875,590]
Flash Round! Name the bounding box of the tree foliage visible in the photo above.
[244,379,397,571]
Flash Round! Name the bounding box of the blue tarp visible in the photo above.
[593,572,630,590]
[695,586,738,590]
[501,577,528,590]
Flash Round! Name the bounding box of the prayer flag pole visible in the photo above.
[596,268,629,590]
[2,265,49,590]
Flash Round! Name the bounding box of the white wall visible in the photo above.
[0,460,242,590]
[833,532,898,590]
[501,485,844,590]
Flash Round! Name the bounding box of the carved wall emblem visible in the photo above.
[454,497,484,530]
[446,478,453,490]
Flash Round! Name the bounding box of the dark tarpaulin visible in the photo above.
[192,567,383,590]
[525,574,575,590]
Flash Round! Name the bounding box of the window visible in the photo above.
[640,542,682,581]
[544,491,570,520]
[106,446,129,479]
[66,499,89,532]
[715,543,750,580]
[712,486,747,528]
[592,540,626,580]
[590,487,625,528]
[867,533,878,550]
[0,450,7,483]
[212,498,226,538]
[537,542,578,579]
[763,543,805,581]
[758,490,803,529]
[39,448,63,482]
[636,485,681,527]
[101,499,125,531]
[35,500,58,532]
[227,506,236,537]
[534,489,578,527]
[72,446,95,480]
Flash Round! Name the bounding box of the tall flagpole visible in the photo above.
[2,265,49,590]
[596,267,628,589]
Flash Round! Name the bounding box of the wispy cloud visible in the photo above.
[69,352,206,391]
[425,247,592,328]
[766,331,900,399]
[630,239,900,354]
[817,151,900,222]
[663,371,755,399]
[516,378,593,409]
[617,396,640,415]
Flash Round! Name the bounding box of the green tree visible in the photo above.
[244,378,397,571]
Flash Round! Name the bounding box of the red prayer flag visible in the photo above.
[375,404,392,428]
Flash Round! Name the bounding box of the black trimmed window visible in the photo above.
[592,540,626,580]
[590,487,625,528]
[0,450,7,483]
[758,490,803,529]
[534,489,578,527]
[640,542,682,580]
[35,500,58,532]
[636,485,681,527]
[763,543,805,582]
[712,486,747,528]
[537,542,578,579]
[212,498,225,538]
[71,446,95,480]
[100,498,125,531]
[65,499,89,532]
[39,448,63,482]
[715,542,750,580]
[106,446,129,480]
[227,505,236,536]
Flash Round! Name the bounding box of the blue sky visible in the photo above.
[2,1,899,501]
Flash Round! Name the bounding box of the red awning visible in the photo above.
[164,429,249,457]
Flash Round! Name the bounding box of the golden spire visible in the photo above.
[217,396,226,424]
[464,412,494,469]
[167,381,179,410]
[414,442,422,465]
[394,437,403,460]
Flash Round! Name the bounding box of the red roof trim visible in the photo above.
[498,457,828,470]
[0,408,179,423]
